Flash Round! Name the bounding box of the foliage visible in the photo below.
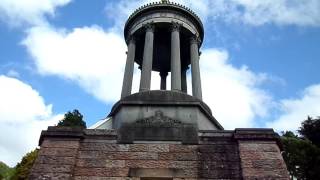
[281,116,320,180]
[281,132,320,179]
[0,161,15,180]
[299,116,320,147]
[11,149,38,180]
[57,109,86,128]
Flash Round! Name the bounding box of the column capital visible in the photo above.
[190,35,201,45]
[126,35,136,45]
[171,22,181,32]
[144,23,155,32]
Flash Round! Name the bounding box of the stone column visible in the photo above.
[160,72,168,90]
[190,36,202,100]
[121,37,136,98]
[171,23,182,91]
[139,24,155,92]
[181,68,188,93]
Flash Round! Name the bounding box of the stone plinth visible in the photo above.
[30,127,289,179]
[110,91,223,144]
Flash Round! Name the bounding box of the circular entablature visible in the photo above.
[124,1,204,45]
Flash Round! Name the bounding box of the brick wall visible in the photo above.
[30,138,80,179]
[30,127,289,180]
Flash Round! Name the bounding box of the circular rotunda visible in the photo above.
[112,0,223,143]
[121,0,204,99]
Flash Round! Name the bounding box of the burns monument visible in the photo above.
[30,1,290,179]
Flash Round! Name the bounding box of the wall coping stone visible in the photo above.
[39,127,283,150]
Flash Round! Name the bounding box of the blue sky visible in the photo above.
[0,0,320,166]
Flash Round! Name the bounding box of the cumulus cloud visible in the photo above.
[198,49,273,129]
[267,84,320,132]
[22,24,274,129]
[228,0,320,26]
[0,0,72,26]
[105,0,320,27]
[0,75,62,166]
[23,25,127,102]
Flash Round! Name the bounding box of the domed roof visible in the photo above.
[124,0,204,42]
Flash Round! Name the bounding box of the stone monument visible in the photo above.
[30,1,290,179]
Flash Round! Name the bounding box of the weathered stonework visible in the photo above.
[30,127,290,179]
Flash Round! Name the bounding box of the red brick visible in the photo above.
[125,160,169,168]
[241,159,286,169]
[29,173,71,180]
[31,164,72,173]
[169,145,197,152]
[78,151,108,159]
[75,177,136,180]
[240,151,282,160]
[159,152,198,161]
[168,161,198,169]
[109,152,158,160]
[74,167,129,177]
[80,143,129,151]
[239,142,279,152]
[41,139,80,148]
[242,168,289,179]
[38,147,78,157]
[77,159,125,168]
[129,144,169,152]
[148,144,170,152]
[128,144,148,151]
[35,155,76,165]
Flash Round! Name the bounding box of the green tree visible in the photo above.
[11,149,38,180]
[0,161,14,180]
[282,132,320,179]
[281,116,320,180]
[57,109,86,128]
[299,116,320,147]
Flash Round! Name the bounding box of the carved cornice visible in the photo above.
[126,1,202,28]
[124,1,204,47]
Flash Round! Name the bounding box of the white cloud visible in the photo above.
[22,22,275,130]
[267,84,320,132]
[0,75,62,166]
[19,0,318,132]
[23,25,127,102]
[0,0,72,26]
[198,49,273,129]
[105,0,320,27]
[229,0,320,26]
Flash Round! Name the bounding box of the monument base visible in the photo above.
[30,127,289,179]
